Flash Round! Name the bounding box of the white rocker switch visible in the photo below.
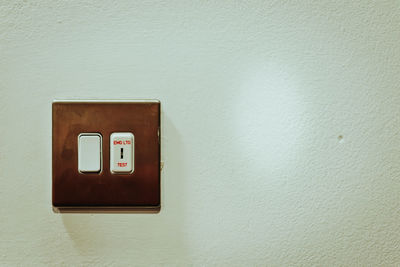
[110,132,134,174]
[78,133,102,173]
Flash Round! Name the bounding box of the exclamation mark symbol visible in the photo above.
[120,148,124,159]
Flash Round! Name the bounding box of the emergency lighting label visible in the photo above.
[113,140,131,145]
[110,133,134,174]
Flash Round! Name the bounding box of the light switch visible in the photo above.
[110,132,134,174]
[53,100,160,211]
[78,133,102,173]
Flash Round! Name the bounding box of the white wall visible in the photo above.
[1,1,400,266]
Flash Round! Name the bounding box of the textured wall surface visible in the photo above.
[1,0,400,266]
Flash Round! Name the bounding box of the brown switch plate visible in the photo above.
[52,100,161,213]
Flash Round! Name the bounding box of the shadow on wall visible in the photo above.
[61,112,189,264]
